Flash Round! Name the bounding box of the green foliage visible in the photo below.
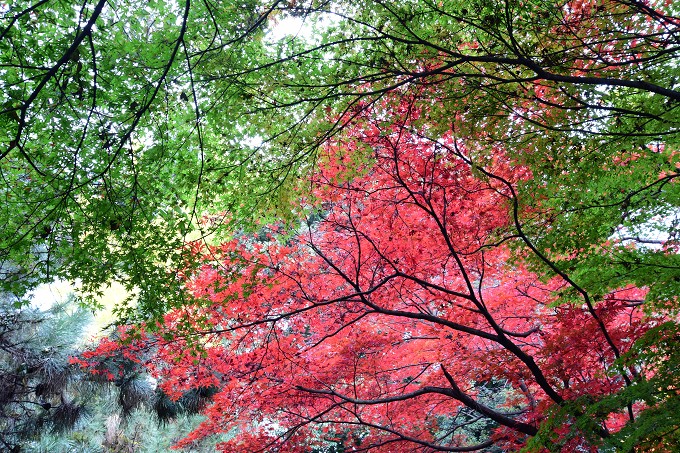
[27,406,229,453]
[0,293,226,451]
[0,295,94,450]
[598,322,680,452]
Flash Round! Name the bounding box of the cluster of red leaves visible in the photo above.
[70,326,149,381]
[75,97,657,452]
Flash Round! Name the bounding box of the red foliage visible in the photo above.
[78,99,655,451]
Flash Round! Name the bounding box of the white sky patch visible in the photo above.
[612,213,680,250]
[266,15,307,42]
[265,10,338,45]
[29,280,73,310]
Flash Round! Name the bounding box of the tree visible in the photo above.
[77,87,675,451]
[0,291,229,452]
[9,0,680,449]
[0,295,94,451]
[2,0,678,323]
[0,0,293,315]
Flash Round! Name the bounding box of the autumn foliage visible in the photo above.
[74,92,668,452]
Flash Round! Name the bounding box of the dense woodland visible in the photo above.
[1,0,680,451]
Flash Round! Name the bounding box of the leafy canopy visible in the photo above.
[82,84,674,450]
[3,0,679,321]
[6,0,680,450]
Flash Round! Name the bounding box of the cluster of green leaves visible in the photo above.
[1,0,192,318]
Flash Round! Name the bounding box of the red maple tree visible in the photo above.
[75,94,657,452]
